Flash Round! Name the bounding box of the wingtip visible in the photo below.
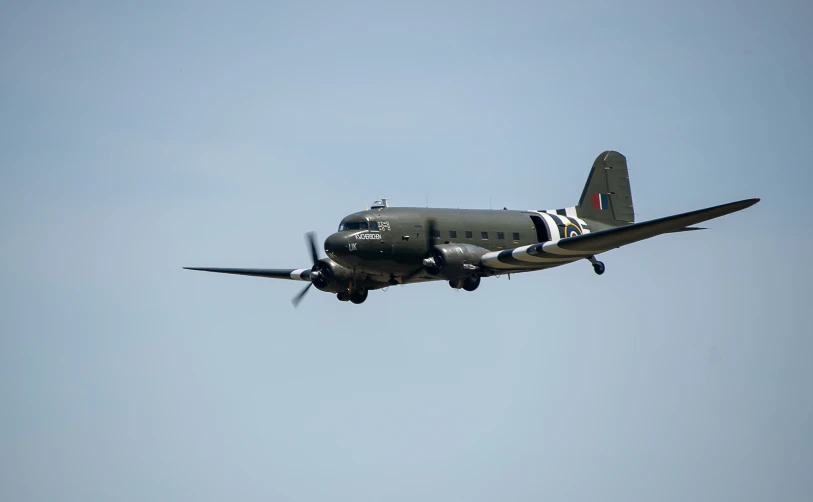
[737,197,760,208]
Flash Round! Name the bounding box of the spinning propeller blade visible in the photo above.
[402,218,439,281]
[291,282,313,307]
[306,231,319,265]
[291,232,320,307]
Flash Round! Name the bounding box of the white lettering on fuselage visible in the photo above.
[349,242,358,251]
[379,221,391,231]
[355,233,382,240]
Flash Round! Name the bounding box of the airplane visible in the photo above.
[185,151,759,306]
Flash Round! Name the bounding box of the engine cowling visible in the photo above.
[311,258,353,293]
[423,243,489,280]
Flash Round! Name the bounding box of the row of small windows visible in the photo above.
[342,221,520,241]
[430,230,520,241]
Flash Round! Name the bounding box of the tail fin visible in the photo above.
[577,150,635,226]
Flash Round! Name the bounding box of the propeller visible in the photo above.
[421,218,443,274]
[291,282,312,308]
[306,231,319,265]
[291,232,321,307]
[402,218,442,281]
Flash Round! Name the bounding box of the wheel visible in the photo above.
[462,275,481,291]
[349,288,368,304]
[336,291,350,302]
[593,261,605,275]
[449,279,463,289]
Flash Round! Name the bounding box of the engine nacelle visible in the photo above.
[311,258,354,293]
[424,243,489,280]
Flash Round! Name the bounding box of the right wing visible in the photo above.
[555,197,758,254]
[183,267,311,281]
[482,198,759,270]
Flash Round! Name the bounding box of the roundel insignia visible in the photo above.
[564,223,582,238]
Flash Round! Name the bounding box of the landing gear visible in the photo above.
[449,276,481,291]
[462,275,481,291]
[338,287,368,304]
[588,256,605,275]
[349,288,368,304]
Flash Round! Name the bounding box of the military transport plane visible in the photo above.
[185,151,759,306]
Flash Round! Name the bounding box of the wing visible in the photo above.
[555,198,758,253]
[183,267,311,281]
[482,198,759,270]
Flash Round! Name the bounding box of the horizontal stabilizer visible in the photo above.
[183,267,311,281]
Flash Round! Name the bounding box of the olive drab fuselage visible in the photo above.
[324,207,565,278]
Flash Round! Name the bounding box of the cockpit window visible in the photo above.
[368,221,379,231]
[338,221,368,231]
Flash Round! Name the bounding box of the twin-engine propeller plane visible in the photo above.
[185,151,759,306]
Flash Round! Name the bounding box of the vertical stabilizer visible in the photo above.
[577,150,634,226]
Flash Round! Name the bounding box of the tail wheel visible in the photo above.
[593,261,605,275]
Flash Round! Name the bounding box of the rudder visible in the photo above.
[577,150,634,225]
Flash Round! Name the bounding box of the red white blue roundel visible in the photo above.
[564,223,582,238]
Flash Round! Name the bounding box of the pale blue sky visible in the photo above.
[1,1,811,501]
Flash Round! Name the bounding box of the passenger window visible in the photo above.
[449,230,457,238]
[481,232,488,240]
[496,232,504,240]
[465,231,473,239]
[513,232,520,240]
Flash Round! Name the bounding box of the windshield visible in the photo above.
[338,221,368,231]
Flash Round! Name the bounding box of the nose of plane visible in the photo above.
[324,232,347,257]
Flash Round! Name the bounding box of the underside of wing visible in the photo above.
[183,267,312,281]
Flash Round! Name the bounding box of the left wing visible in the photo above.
[482,198,759,270]
[183,267,311,281]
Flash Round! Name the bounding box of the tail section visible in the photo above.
[577,150,634,226]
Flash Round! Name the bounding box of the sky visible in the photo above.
[1,1,811,501]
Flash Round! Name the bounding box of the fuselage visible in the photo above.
[323,206,599,280]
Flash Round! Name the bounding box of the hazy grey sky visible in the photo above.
[1,1,811,501]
